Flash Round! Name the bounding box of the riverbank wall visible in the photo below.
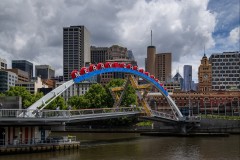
[193,118,240,133]
[0,142,80,155]
[63,118,240,134]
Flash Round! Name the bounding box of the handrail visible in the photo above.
[150,110,178,121]
[0,107,142,120]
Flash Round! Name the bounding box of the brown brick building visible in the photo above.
[148,91,240,116]
[155,53,172,82]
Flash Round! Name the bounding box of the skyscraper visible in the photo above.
[183,65,192,91]
[12,60,33,79]
[35,65,55,79]
[155,53,172,82]
[90,46,110,64]
[146,31,156,75]
[146,46,156,75]
[63,26,90,81]
[210,51,240,91]
[0,70,18,93]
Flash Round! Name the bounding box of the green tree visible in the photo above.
[105,79,137,107]
[67,95,90,109]
[45,96,67,110]
[5,86,33,108]
[5,86,44,108]
[0,93,5,97]
[105,79,125,107]
[84,84,108,108]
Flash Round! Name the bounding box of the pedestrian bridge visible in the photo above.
[0,64,201,125]
[0,106,188,125]
[27,66,185,122]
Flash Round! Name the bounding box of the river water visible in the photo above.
[0,133,239,160]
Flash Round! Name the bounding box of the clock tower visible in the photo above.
[198,54,212,92]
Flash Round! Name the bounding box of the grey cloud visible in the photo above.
[0,0,237,77]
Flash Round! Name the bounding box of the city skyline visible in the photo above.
[0,0,239,82]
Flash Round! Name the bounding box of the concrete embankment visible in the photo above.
[195,118,240,134]
[0,142,80,155]
[141,132,230,137]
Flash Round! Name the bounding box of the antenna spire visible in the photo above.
[151,30,152,46]
[204,45,206,57]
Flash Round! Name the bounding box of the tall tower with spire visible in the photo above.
[146,30,156,75]
[198,51,212,92]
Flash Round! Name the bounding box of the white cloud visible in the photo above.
[228,26,240,44]
[115,0,216,81]
[0,0,225,80]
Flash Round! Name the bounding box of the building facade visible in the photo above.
[183,65,192,91]
[108,45,127,60]
[35,65,55,79]
[198,54,212,92]
[0,70,18,93]
[127,50,135,61]
[0,58,7,69]
[5,68,29,82]
[56,81,96,102]
[90,46,110,64]
[63,26,90,81]
[15,77,48,94]
[155,53,172,82]
[0,96,22,109]
[172,72,184,90]
[149,91,240,116]
[209,51,240,91]
[12,60,33,79]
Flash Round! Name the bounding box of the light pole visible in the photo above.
[2,132,5,146]
[19,131,22,145]
[224,101,227,116]
[154,101,157,111]
[197,100,200,115]
[238,99,240,116]
[204,98,206,115]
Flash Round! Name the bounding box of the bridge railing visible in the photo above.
[150,110,178,121]
[0,107,142,119]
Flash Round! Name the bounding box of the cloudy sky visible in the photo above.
[0,0,239,82]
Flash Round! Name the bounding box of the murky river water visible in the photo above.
[0,133,239,160]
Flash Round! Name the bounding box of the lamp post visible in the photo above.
[154,101,157,111]
[204,98,206,115]
[2,132,5,146]
[238,99,240,116]
[19,131,22,145]
[224,101,227,116]
[197,100,200,115]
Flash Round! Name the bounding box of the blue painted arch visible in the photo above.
[73,68,168,96]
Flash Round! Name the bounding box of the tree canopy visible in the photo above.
[5,86,44,108]
[45,96,67,110]
[67,79,138,109]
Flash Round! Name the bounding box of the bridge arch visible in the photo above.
[28,67,183,120]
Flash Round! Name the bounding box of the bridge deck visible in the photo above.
[0,107,201,126]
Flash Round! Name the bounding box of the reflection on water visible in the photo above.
[0,133,239,160]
